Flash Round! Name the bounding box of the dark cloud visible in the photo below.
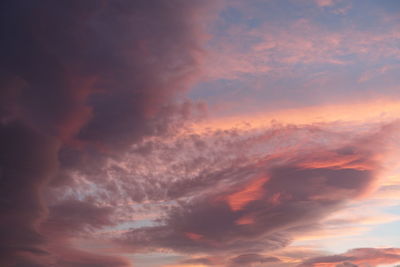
[336,263,359,267]
[0,121,59,266]
[300,255,355,267]
[229,253,281,266]
[39,200,131,267]
[0,0,213,265]
[43,199,114,236]
[0,0,208,145]
[48,247,132,267]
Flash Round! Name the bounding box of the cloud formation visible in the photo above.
[299,247,400,267]
[229,253,281,266]
[116,123,392,265]
[0,0,213,265]
[1,1,400,267]
[0,121,59,266]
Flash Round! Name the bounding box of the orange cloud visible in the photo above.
[235,215,255,225]
[297,152,377,171]
[185,232,204,241]
[191,99,400,133]
[225,177,269,211]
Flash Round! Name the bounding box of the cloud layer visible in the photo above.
[300,247,400,267]
[1,1,399,267]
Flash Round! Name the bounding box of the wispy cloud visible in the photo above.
[299,247,400,267]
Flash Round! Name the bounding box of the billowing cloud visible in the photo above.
[0,121,59,266]
[0,0,214,265]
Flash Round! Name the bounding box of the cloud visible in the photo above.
[180,257,215,265]
[315,0,336,7]
[299,247,400,267]
[203,15,400,81]
[1,0,210,145]
[229,253,281,266]
[225,177,269,212]
[116,123,391,262]
[0,0,214,265]
[191,99,400,133]
[1,1,399,266]
[0,121,59,266]
[49,247,132,267]
[43,199,115,236]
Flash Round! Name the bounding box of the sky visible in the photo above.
[1,0,400,267]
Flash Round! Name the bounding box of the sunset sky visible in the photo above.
[1,1,400,267]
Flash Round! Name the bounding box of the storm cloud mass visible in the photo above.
[0,0,211,265]
[1,1,400,267]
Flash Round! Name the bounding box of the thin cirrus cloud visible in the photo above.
[1,1,400,267]
[191,0,400,118]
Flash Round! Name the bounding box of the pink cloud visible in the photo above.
[203,16,400,81]
[224,176,269,211]
[315,0,336,7]
[115,122,394,262]
[299,247,400,267]
[2,1,399,266]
